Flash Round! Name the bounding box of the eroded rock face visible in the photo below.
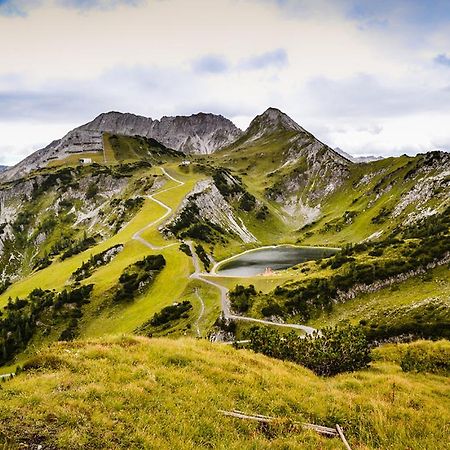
[246,111,352,226]
[392,152,450,224]
[86,112,242,155]
[2,112,242,181]
[165,179,257,244]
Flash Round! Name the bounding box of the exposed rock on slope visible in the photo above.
[2,131,103,181]
[164,180,257,244]
[88,112,242,154]
[0,165,146,281]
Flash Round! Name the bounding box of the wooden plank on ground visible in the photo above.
[218,409,339,437]
[336,424,352,450]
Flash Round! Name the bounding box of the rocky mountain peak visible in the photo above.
[2,111,243,181]
[248,107,306,135]
[81,110,242,154]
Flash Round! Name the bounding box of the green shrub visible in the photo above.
[229,285,257,313]
[150,301,193,327]
[246,325,372,376]
[179,243,192,256]
[71,244,123,281]
[86,182,99,199]
[115,254,166,302]
[400,341,450,376]
[194,244,211,271]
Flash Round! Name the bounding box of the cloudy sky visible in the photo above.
[0,0,449,165]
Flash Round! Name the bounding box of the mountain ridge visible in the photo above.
[1,110,243,181]
[334,147,384,163]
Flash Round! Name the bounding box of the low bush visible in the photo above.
[150,301,193,327]
[61,234,98,260]
[115,254,166,302]
[71,244,123,281]
[400,341,450,376]
[229,285,257,313]
[246,325,372,376]
[179,243,192,256]
[0,285,94,364]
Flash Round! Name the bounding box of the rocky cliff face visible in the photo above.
[87,112,242,154]
[0,166,8,173]
[3,111,242,181]
[164,179,257,244]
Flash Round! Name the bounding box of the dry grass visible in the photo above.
[0,337,449,449]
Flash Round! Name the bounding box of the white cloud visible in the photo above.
[0,0,449,164]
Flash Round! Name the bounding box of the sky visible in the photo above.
[0,0,449,165]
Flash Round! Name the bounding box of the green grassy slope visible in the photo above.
[308,265,450,329]
[210,132,449,246]
[0,337,448,450]
[0,164,211,370]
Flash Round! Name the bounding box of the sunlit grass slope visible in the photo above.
[0,337,449,450]
[309,265,450,328]
[0,165,207,368]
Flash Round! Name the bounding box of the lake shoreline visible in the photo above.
[212,244,340,277]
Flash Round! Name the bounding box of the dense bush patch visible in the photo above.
[246,325,372,376]
[115,254,166,302]
[61,234,98,260]
[166,202,226,244]
[229,285,257,313]
[150,301,193,327]
[71,244,123,282]
[400,341,450,376]
[0,285,93,364]
[195,244,211,271]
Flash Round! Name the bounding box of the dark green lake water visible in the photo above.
[216,246,338,277]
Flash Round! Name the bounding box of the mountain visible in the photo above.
[0,165,8,173]
[85,111,242,153]
[2,111,242,181]
[0,107,449,413]
[238,107,308,141]
[334,147,384,163]
[215,108,352,226]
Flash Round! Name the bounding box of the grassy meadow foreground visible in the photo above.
[1,337,449,450]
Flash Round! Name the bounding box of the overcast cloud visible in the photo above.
[0,0,449,165]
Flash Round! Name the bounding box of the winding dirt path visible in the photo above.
[134,167,317,336]
[132,168,184,250]
[0,373,14,380]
